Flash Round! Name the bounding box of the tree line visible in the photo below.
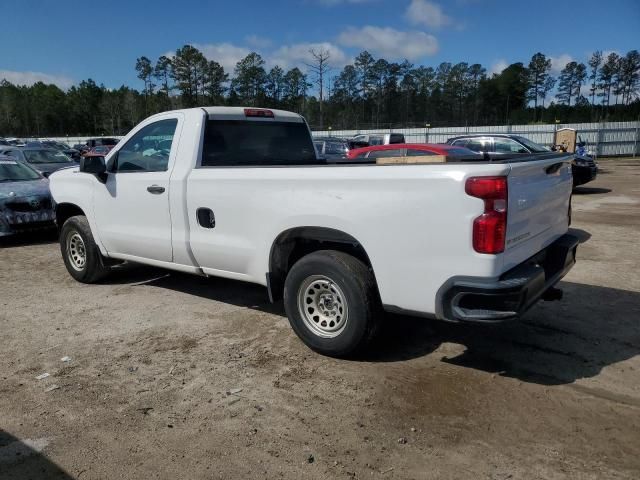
[1,45,638,137]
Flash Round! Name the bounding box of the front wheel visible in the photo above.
[283,250,381,357]
[60,215,110,283]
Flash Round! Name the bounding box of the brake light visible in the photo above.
[465,176,508,254]
[244,108,274,118]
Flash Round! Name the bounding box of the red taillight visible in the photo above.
[244,108,274,118]
[465,176,508,254]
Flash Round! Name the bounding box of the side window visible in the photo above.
[406,148,436,156]
[494,137,529,154]
[368,149,403,159]
[465,139,485,152]
[451,139,468,148]
[389,134,405,144]
[325,142,347,155]
[114,119,178,172]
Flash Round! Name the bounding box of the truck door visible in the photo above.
[93,115,181,262]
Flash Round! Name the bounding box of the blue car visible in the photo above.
[0,147,78,177]
[0,156,56,236]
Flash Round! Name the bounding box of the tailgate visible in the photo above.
[502,154,573,271]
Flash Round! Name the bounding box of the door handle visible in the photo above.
[147,185,165,194]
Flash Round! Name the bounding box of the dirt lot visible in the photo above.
[1,159,639,479]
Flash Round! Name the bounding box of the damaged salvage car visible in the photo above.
[0,155,56,236]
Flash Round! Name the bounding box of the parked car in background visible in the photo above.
[347,143,479,161]
[446,134,597,187]
[348,133,405,149]
[85,137,119,149]
[82,145,113,157]
[313,137,350,161]
[0,155,55,236]
[0,138,10,146]
[41,140,82,160]
[0,147,77,177]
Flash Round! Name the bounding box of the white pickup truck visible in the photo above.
[50,107,579,357]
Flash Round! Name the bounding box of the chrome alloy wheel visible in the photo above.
[297,275,348,338]
[67,232,87,271]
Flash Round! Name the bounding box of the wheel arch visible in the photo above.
[55,203,86,231]
[267,226,376,302]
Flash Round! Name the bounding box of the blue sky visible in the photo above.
[0,0,638,90]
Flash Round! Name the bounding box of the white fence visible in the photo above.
[32,121,640,157]
[312,121,640,157]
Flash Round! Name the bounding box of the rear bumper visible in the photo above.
[436,234,579,323]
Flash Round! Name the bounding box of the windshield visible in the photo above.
[514,136,549,153]
[0,159,41,181]
[23,149,73,164]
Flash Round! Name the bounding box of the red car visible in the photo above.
[347,143,479,161]
[81,145,114,157]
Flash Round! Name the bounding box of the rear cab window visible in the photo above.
[201,120,317,167]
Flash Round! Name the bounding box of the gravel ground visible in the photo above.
[1,159,639,479]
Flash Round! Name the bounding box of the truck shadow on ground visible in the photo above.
[572,186,612,195]
[0,430,72,480]
[105,262,640,387]
[370,280,640,386]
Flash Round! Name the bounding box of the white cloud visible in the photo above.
[0,70,74,89]
[164,43,252,73]
[489,59,508,76]
[405,0,452,29]
[245,35,273,49]
[337,26,438,60]
[270,42,349,70]
[549,54,573,74]
[193,43,253,73]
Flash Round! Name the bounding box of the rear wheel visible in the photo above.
[60,215,110,283]
[284,250,381,357]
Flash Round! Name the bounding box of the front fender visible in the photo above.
[49,168,107,256]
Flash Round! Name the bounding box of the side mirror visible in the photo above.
[79,155,107,182]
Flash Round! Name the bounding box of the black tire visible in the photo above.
[60,215,110,283]
[283,250,382,357]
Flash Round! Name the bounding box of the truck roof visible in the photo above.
[202,107,305,122]
[141,107,305,124]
